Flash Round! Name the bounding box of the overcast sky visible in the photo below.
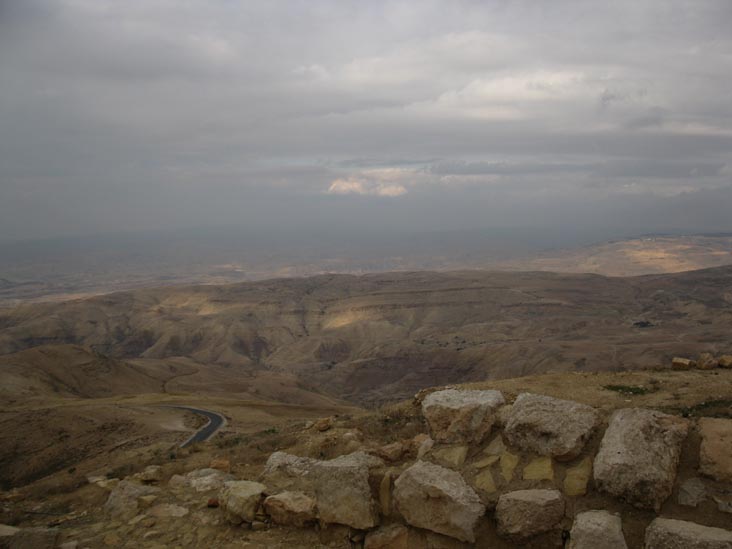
[1,0,731,241]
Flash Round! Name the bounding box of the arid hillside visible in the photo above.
[1,266,732,406]
[495,235,732,276]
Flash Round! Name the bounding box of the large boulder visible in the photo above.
[495,489,565,541]
[264,491,317,527]
[422,389,505,444]
[504,393,599,460]
[698,418,732,483]
[103,480,160,520]
[219,480,267,524]
[260,451,381,530]
[393,460,485,543]
[593,408,688,510]
[568,510,627,549]
[644,518,732,549]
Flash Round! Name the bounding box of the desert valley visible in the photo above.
[1,236,732,548]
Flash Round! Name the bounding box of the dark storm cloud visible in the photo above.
[0,0,731,239]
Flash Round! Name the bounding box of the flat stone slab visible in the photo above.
[504,393,599,460]
[422,389,505,444]
[593,408,688,510]
[495,489,565,541]
[645,518,732,549]
[568,510,627,549]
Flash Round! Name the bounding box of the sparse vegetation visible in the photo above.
[678,399,732,418]
[603,384,655,396]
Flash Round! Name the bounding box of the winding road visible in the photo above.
[169,406,227,448]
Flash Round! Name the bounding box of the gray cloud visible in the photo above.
[0,0,731,241]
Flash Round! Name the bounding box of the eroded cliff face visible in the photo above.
[2,366,731,549]
[2,267,732,406]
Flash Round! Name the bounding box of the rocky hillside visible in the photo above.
[2,267,732,406]
[1,361,731,548]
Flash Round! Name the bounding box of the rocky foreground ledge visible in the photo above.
[2,377,732,548]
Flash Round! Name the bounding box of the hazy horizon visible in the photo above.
[1,0,731,243]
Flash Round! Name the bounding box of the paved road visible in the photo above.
[169,406,226,448]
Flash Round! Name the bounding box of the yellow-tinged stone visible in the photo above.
[500,451,519,482]
[472,455,500,469]
[523,457,554,481]
[473,469,497,493]
[564,457,593,496]
[484,436,506,456]
[379,471,392,516]
[430,445,469,469]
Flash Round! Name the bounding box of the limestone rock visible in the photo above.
[219,480,267,524]
[678,478,708,507]
[495,489,565,541]
[699,418,732,483]
[104,480,160,520]
[697,352,717,370]
[260,451,381,529]
[260,452,318,493]
[472,469,497,494]
[672,357,695,370]
[416,435,434,459]
[147,503,189,518]
[472,455,499,469]
[137,494,158,508]
[138,465,163,483]
[394,460,485,543]
[167,474,187,490]
[422,389,505,444]
[429,445,469,469]
[718,355,732,368]
[564,457,593,497]
[645,518,732,549]
[379,471,392,516]
[376,442,405,462]
[568,510,627,549]
[500,451,519,482]
[364,524,409,549]
[593,408,688,510]
[314,452,382,529]
[504,393,599,460]
[523,457,554,481]
[483,435,505,456]
[263,491,317,527]
[185,468,234,492]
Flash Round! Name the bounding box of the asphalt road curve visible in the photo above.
[172,406,226,448]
